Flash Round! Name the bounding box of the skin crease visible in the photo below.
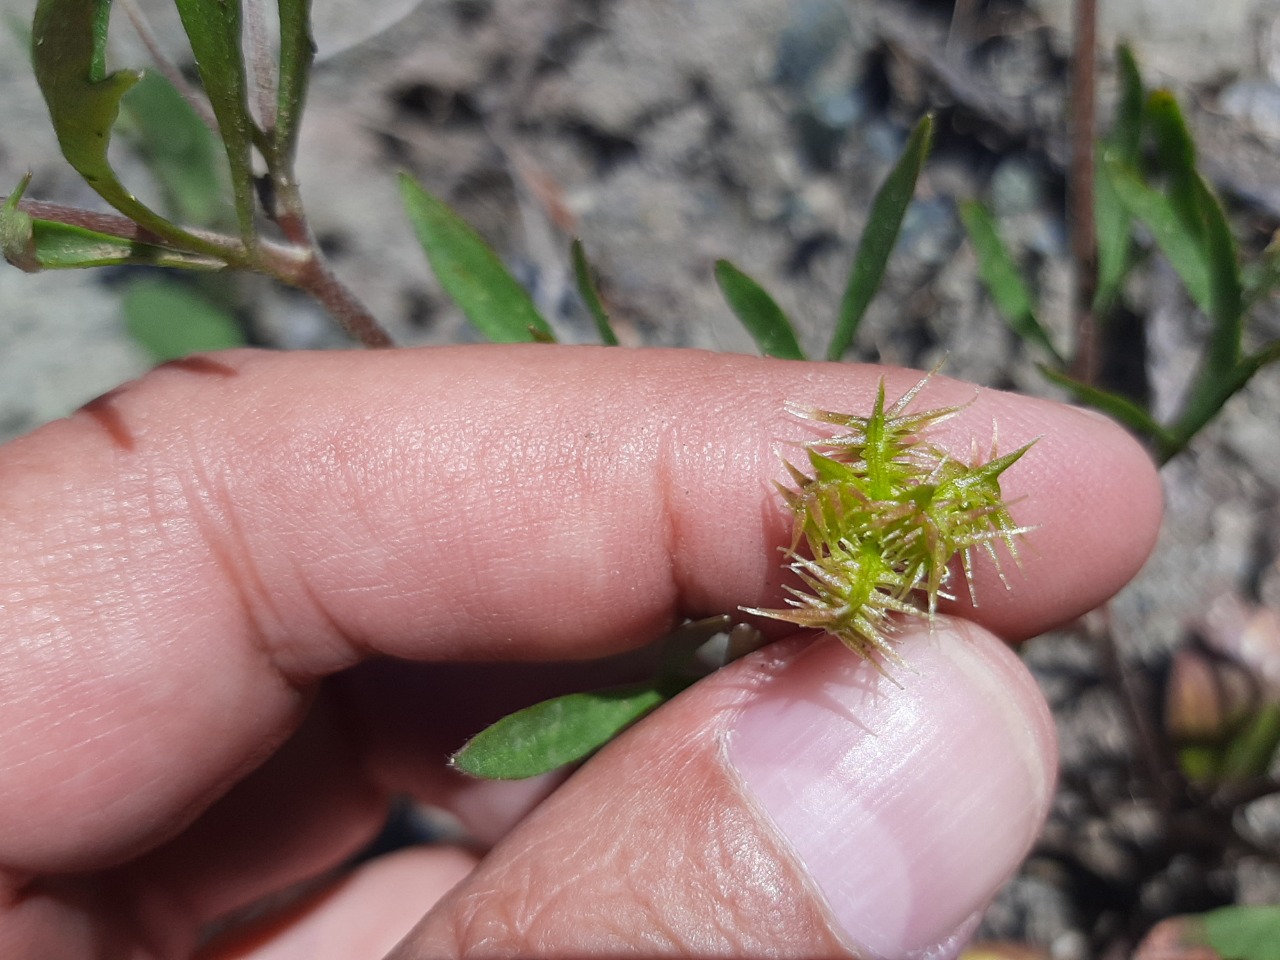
[0,346,1163,958]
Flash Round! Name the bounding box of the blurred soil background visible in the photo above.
[4,0,1280,955]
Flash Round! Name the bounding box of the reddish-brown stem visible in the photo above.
[8,194,393,348]
[1068,0,1100,384]
[274,249,395,349]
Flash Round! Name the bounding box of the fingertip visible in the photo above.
[727,623,1056,956]
[401,620,1055,957]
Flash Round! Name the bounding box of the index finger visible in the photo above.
[0,346,1161,874]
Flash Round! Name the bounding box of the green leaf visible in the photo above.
[32,219,227,271]
[451,683,668,780]
[274,0,314,165]
[172,0,259,245]
[1204,905,1280,960]
[399,173,554,342]
[1105,157,1213,314]
[1095,47,1143,312]
[571,238,619,346]
[123,277,245,361]
[4,175,224,272]
[714,259,805,360]
[120,72,234,228]
[31,0,194,247]
[1218,702,1280,781]
[1094,156,1131,312]
[1191,172,1243,376]
[1109,44,1144,164]
[1146,91,1198,197]
[959,201,1065,366]
[827,114,933,361]
[1039,365,1172,452]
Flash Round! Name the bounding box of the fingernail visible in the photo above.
[727,623,1056,959]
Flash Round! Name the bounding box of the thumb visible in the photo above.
[395,620,1057,958]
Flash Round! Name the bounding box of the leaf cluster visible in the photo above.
[962,45,1280,463]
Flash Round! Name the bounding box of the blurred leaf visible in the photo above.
[1105,157,1213,314]
[715,259,805,360]
[1191,173,1243,377]
[451,683,668,779]
[1110,44,1144,164]
[1039,365,1171,452]
[120,72,233,228]
[172,0,258,244]
[1203,905,1280,960]
[1218,703,1280,781]
[960,201,1065,366]
[1093,47,1144,312]
[3,8,32,53]
[399,174,554,342]
[571,238,619,346]
[1146,91,1198,208]
[1094,157,1131,311]
[274,0,314,165]
[123,277,245,361]
[827,114,932,361]
[31,0,187,244]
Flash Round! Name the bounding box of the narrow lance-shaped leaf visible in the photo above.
[715,259,805,360]
[1146,90,1243,350]
[827,115,933,361]
[29,219,227,270]
[959,201,1065,366]
[1111,44,1144,165]
[399,173,554,342]
[1145,90,1201,235]
[1093,159,1130,312]
[1094,45,1144,311]
[1189,172,1243,378]
[571,238,619,346]
[29,0,225,257]
[274,0,314,165]
[172,0,259,245]
[451,683,668,780]
[1104,156,1213,314]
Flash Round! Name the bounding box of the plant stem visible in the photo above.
[293,255,394,348]
[1068,0,1099,384]
[261,241,393,348]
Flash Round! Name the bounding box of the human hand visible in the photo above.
[0,347,1161,958]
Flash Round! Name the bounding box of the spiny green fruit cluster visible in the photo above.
[746,374,1033,666]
